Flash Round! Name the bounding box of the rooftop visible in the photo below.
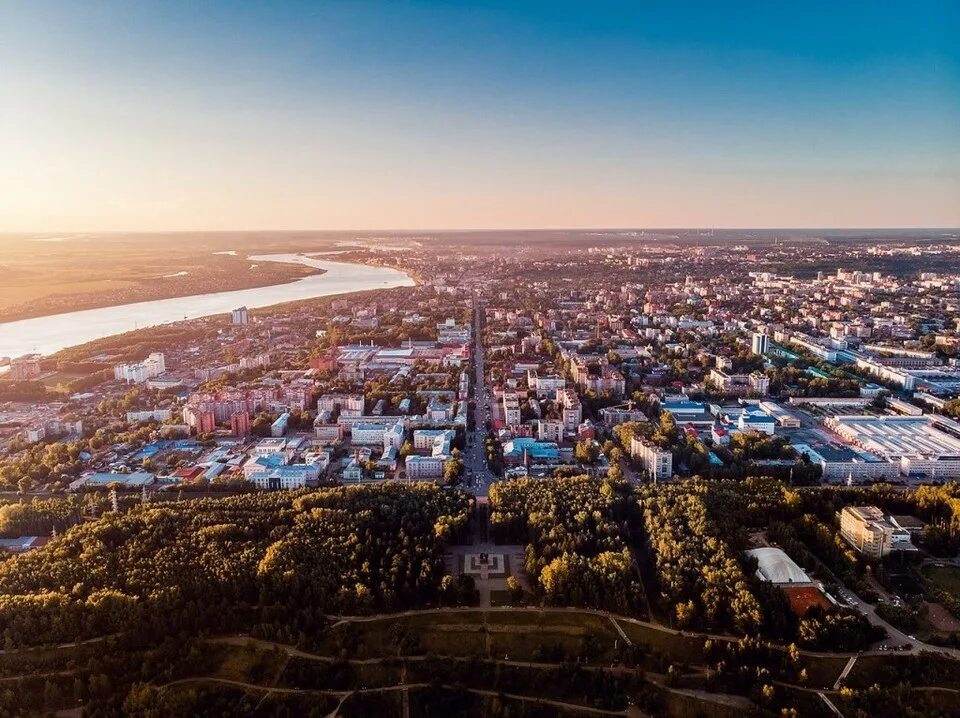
[745,547,812,585]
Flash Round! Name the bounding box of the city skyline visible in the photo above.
[1,0,958,232]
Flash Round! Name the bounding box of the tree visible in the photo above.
[606,464,624,482]
[506,576,523,603]
[675,600,697,627]
[574,440,600,465]
[251,413,273,437]
[443,458,464,485]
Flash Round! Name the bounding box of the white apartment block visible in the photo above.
[707,369,769,396]
[231,306,249,325]
[751,332,770,355]
[405,455,446,479]
[502,392,522,426]
[352,423,389,446]
[557,387,583,433]
[383,421,405,451]
[855,357,915,390]
[839,506,915,559]
[114,353,166,384]
[126,409,173,423]
[527,370,566,399]
[413,429,455,456]
[630,436,672,482]
[317,393,365,417]
[537,420,564,443]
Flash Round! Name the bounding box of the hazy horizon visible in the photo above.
[2,227,958,238]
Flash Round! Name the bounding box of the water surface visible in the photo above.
[0,254,413,357]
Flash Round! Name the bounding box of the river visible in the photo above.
[0,253,414,358]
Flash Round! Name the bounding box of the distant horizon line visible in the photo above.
[1,226,959,236]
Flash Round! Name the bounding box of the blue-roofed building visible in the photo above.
[271,412,290,437]
[736,409,776,436]
[243,453,287,478]
[203,463,227,480]
[661,399,707,414]
[661,399,715,429]
[170,439,202,452]
[132,441,167,461]
[502,438,560,466]
[722,406,777,436]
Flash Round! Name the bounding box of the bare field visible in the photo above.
[0,232,349,323]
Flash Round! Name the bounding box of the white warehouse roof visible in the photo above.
[744,547,812,585]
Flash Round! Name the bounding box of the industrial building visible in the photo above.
[792,442,898,483]
[825,415,960,480]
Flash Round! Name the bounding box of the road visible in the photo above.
[463,299,498,498]
[618,455,642,486]
[834,585,960,660]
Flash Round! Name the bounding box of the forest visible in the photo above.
[488,475,642,612]
[637,480,763,634]
[0,483,472,649]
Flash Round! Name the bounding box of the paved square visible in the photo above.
[463,553,505,578]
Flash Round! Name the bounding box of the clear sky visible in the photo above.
[1,1,957,231]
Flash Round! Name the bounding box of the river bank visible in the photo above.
[0,254,414,358]
[0,254,323,324]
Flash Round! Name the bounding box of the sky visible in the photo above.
[0,1,957,231]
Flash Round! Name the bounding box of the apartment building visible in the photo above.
[572,358,626,396]
[114,352,166,384]
[436,318,471,344]
[502,392,522,426]
[527,370,567,399]
[317,393,365,417]
[630,436,673,482]
[707,369,770,396]
[537,420,564,443]
[751,332,770,355]
[405,455,446,479]
[839,506,915,559]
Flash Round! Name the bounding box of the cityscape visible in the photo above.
[1,2,958,718]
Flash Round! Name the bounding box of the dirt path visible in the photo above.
[818,692,845,717]
[325,605,959,662]
[833,655,857,689]
[158,676,638,717]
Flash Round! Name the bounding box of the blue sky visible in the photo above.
[1,1,957,230]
